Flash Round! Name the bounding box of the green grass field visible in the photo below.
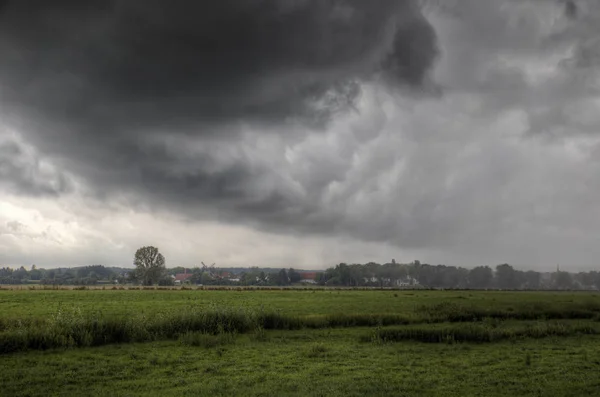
[3,288,599,319]
[2,288,600,396]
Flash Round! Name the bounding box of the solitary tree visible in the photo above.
[134,246,166,286]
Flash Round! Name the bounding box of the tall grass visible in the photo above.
[418,301,600,323]
[0,306,417,354]
[4,298,600,354]
[178,331,236,348]
[362,321,600,344]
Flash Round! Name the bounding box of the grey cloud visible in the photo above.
[0,139,72,196]
[5,220,24,233]
[429,0,600,135]
[564,0,578,18]
[0,220,65,247]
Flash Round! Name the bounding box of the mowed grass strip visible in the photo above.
[2,330,600,397]
[2,288,600,320]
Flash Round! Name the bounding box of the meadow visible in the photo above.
[2,287,600,396]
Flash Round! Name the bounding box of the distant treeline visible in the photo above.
[0,265,307,287]
[0,265,130,286]
[1,261,599,290]
[318,261,598,290]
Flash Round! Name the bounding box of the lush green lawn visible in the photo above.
[2,328,600,396]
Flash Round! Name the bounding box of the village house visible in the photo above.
[173,269,193,285]
[299,272,318,284]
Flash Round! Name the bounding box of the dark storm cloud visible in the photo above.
[0,0,438,231]
[0,0,437,131]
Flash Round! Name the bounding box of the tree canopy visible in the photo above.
[134,246,166,286]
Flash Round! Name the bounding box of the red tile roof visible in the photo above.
[175,273,194,281]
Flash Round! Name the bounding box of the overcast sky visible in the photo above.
[1,0,599,270]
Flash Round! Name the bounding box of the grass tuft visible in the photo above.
[306,343,329,358]
[178,331,235,348]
